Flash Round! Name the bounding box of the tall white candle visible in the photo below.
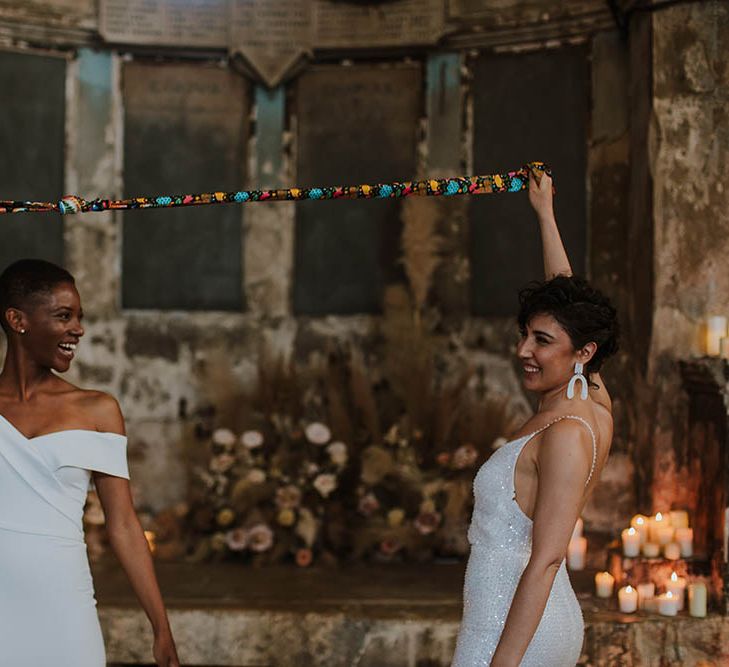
[650,512,669,543]
[665,572,687,611]
[688,583,707,618]
[567,537,587,570]
[706,316,727,356]
[631,514,648,545]
[637,582,655,610]
[622,527,641,557]
[618,585,638,613]
[595,571,615,598]
[657,591,679,616]
[675,527,694,557]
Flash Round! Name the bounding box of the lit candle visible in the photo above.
[657,591,679,616]
[706,316,727,356]
[572,517,584,541]
[637,582,656,610]
[144,530,157,555]
[595,571,615,598]
[665,572,687,610]
[657,525,675,546]
[567,536,587,570]
[664,542,681,560]
[651,512,670,543]
[642,542,660,558]
[675,527,694,557]
[630,514,648,545]
[688,583,707,618]
[618,585,638,613]
[622,527,641,557]
[669,510,689,529]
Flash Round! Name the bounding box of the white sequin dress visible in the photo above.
[0,415,129,667]
[452,415,596,667]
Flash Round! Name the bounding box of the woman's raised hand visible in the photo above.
[528,169,554,222]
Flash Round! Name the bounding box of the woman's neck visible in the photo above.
[0,351,54,401]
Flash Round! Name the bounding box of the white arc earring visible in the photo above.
[567,361,588,400]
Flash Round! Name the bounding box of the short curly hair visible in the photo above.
[517,275,619,375]
[0,259,75,334]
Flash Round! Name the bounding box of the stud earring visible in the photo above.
[567,361,588,400]
[19,328,26,335]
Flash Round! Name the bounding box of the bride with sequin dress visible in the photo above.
[452,172,618,666]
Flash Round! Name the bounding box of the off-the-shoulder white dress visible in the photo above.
[0,415,129,667]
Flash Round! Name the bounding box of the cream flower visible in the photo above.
[327,441,348,466]
[247,524,274,552]
[212,428,236,448]
[414,511,441,535]
[452,443,478,469]
[276,484,302,509]
[225,527,248,551]
[387,508,406,528]
[305,422,331,445]
[277,509,296,527]
[216,508,235,528]
[209,453,235,474]
[241,430,264,449]
[313,473,337,498]
[358,493,380,517]
[491,436,508,451]
[210,532,228,552]
[246,468,266,484]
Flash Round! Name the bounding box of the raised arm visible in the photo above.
[528,171,572,279]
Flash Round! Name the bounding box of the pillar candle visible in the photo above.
[657,592,679,616]
[618,585,638,613]
[630,514,648,545]
[637,582,655,610]
[656,525,675,546]
[651,512,670,543]
[642,542,660,558]
[595,571,615,598]
[669,510,689,529]
[567,536,587,570]
[664,542,681,560]
[675,527,693,558]
[706,316,727,356]
[572,517,584,541]
[665,572,687,610]
[688,583,707,618]
[622,527,641,557]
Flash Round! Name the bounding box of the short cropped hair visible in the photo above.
[0,259,75,333]
[517,274,619,375]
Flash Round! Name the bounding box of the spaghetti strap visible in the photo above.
[534,414,598,487]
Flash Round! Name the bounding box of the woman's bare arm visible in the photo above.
[528,171,572,279]
[490,421,593,666]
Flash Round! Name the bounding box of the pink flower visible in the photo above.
[379,538,403,556]
[452,443,478,469]
[414,511,442,535]
[276,484,302,509]
[295,548,313,567]
[313,473,337,498]
[247,524,274,552]
[209,453,235,473]
[225,528,248,551]
[436,451,451,467]
[358,493,380,517]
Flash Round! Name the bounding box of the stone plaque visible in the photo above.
[0,51,65,272]
[294,65,420,315]
[122,62,247,310]
[100,0,228,47]
[469,46,588,316]
[229,0,312,87]
[314,0,444,48]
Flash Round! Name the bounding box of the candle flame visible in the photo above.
[636,517,645,525]
[625,585,633,592]
[628,527,636,535]
[671,572,678,582]
[656,512,663,521]
[666,591,673,599]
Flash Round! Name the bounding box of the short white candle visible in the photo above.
[618,585,638,613]
[622,527,641,557]
[669,510,689,529]
[688,583,707,618]
[665,572,687,610]
[664,542,681,560]
[572,517,584,541]
[675,527,693,557]
[706,316,727,356]
[567,536,587,570]
[630,514,649,545]
[642,542,660,558]
[657,591,679,616]
[643,597,659,613]
[595,571,615,598]
[637,582,655,610]
[656,525,675,546]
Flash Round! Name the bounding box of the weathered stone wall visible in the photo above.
[647,1,729,514]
